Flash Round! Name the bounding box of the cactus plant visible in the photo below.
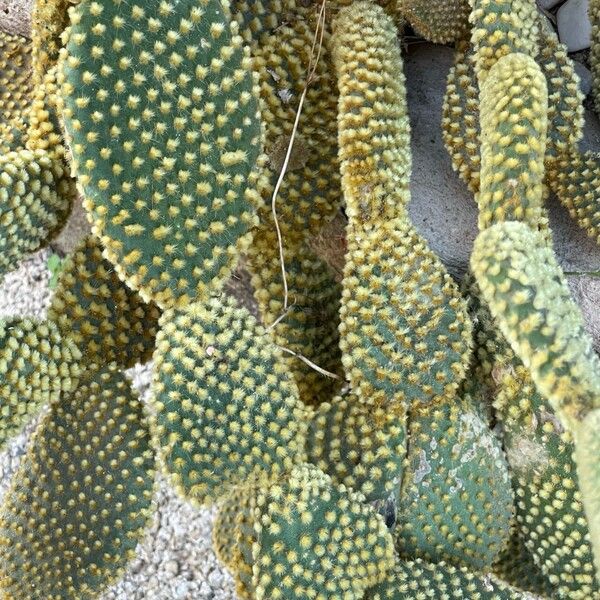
[395,0,470,44]
[47,235,161,369]
[60,0,263,308]
[151,295,310,505]
[0,363,156,599]
[0,0,598,597]
[333,1,472,410]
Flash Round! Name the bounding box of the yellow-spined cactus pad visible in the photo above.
[0,318,81,450]
[253,464,395,600]
[48,235,162,369]
[0,363,156,600]
[151,296,310,506]
[60,0,263,308]
[478,52,548,231]
[396,0,470,44]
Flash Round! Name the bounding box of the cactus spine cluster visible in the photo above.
[0,0,598,598]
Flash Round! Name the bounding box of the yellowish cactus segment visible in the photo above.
[252,463,395,600]
[0,363,156,599]
[478,52,548,231]
[151,296,310,506]
[396,0,470,44]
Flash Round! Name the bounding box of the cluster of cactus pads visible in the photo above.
[0,0,599,597]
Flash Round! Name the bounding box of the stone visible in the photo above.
[538,0,564,9]
[0,0,32,38]
[557,0,592,52]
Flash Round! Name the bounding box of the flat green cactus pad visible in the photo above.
[340,217,472,409]
[472,220,600,429]
[252,463,395,600]
[151,295,310,505]
[0,363,156,600]
[395,396,513,570]
[60,0,263,308]
[307,392,406,507]
[0,318,81,450]
[48,235,161,369]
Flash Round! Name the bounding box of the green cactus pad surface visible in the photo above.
[0,148,72,278]
[395,396,513,570]
[307,392,406,506]
[151,295,310,506]
[478,52,548,231]
[48,235,161,369]
[60,0,263,308]
[0,318,82,450]
[340,218,472,409]
[472,220,600,429]
[252,463,395,600]
[366,558,530,599]
[396,0,470,44]
[0,362,156,600]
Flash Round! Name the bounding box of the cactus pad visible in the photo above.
[442,40,481,193]
[0,363,156,599]
[0,318,81,449]
[307,392,406,506]
[333,1,411,225]
[48,235,161,369]
[340,218,472,408]
[472,220,600,428]
[0,31,32,138]
[396,0,470,44]
[213,484,257,599]
[468,0,539,84]
[395,396,513,570]
[0,149,72,277]
[151,295,310,505]
[60,0,263,308]
[252,463,395,600]
[478,52,548,231]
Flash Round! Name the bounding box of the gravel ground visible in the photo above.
[0,243,238,600]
